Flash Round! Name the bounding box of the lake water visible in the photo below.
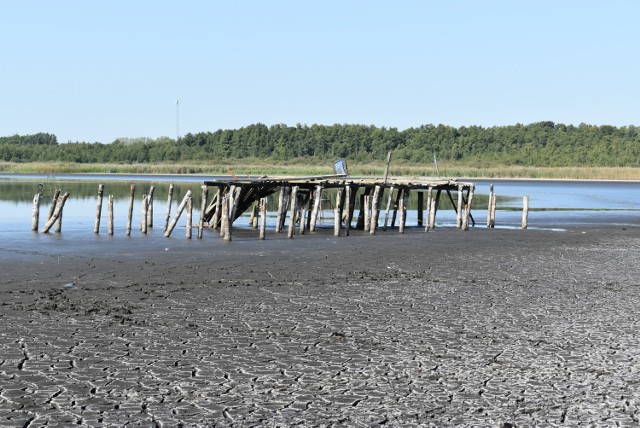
[1,174,639,245]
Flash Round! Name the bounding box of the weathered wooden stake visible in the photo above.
[462,185,475,231]
[55,204,65,233]
[522,195,529,230]
[288,186,299,239]
[211,187,221,230]
[126,184,135,236]
[344,184,351,236]
[490,191,497,228]
[165,190,193,237]
[221,195,231,241]
[31,192,40,232]
[363,195,371,232]
[370,185,381,234]
[427,187,436,231]
[276,186,289,233]
[141,194,148,234]
[310,185,323,232]
[259,197,267,240]
[42,192,70,233]
[164,184,174,232]
[94,184,104,234]
[383,151,393,184]
[383,186,394,231]
[47,189,61,222]
[456,184,464,228]
[300,196,308,235]
[399,189,409,233]
[487,184,494,228]
[198,185,208,239]
[186,196,193,239]
[108,195,114,235]
[391,188,402,228]
[334,189,343,237]
[147,186,155,228]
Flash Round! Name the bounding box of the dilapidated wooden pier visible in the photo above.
[201,174,476,239]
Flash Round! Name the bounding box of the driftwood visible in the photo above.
[42,192,70,233]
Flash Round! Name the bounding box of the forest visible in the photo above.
[1,122,639,167]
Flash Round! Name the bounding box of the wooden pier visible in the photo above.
[202,175,476,236]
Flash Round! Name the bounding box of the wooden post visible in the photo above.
[310,185,323,232]
[522,195,529,230]
[417,191,424,227]
[55,203,64,233]
[334,189,343,237]
[370,185,381,234]
[299,195,308,235]
[427,187,436,231]
[164,190,193,237]
[391,188,402,228]
[42,192,70,233]
[47,189,60,222]
[126,184,135,236]
[456,184,464,229]
[212,187,221,230]
[228,185,238,222]
[399,189,409,233]
[487,184,494,228]
[108,195,114,235]
[259,197,267,240]
[383,186,394,231]
[288,186,299,238]
[383,151,393,184]
[344,184,351,236]
[186,196,193,239]
[31,192,40,232]
[462,185,475,231]
[198,185,208,239]
[164,184,174,232]
[94,184,104,234]
[363,195,371,232]
[147,186,155,228]
[141,194,148,234]
[424,187,432,231]
[221,195,231,241]
[250,202,259,229]
[276,186,290,233]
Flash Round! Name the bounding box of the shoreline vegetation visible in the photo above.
[1,160,640,180]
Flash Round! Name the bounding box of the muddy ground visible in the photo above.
[1,226,639,426]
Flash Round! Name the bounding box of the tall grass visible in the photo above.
[1,160,639,180]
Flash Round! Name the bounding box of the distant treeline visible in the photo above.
[1,122,639,166]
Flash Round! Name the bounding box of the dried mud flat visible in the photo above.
[1,227,640,426]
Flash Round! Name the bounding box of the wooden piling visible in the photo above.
[94,184,104,234]
[126,184,135,236]
[259,197,267,240]
[300,196,308,235]
[198,185,208,239]
[164,190,193,237]
[31,192,40,232]
[487,184,494,228]
[276,186,290,233]
[47,189,60,222]
[108,195,114,235]
[370,185,381,234]
[391,188,402,228]
[221,195,231,241]
[522,195,529,230]
[490,190,497,228]
[363,195,371,232]
[462,185,475,231]
[288,186,299,238]
[42,192,69,233]
[456,184,464,229]
[383,151,392,184]
[344,184,351,236]
[250,201,259,229]
[427,187,435,231]
[334,189,342,237]
[310,185,323,232]
[141,194,148,234]
[399,189,409,233]
[212,187,221,230]
[186,196,193,239]
[55,202,65,233]
[147,186,155,228]
[383,186,394,231]
[164,184,174,232]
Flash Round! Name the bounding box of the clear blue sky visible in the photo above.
[2,1,639,143]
